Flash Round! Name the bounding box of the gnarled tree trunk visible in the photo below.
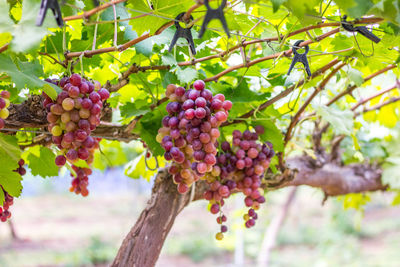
[111,169,205,267]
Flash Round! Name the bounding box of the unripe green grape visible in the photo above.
[0,108,9,119]
[51,125,62,136]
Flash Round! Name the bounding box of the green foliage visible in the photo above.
[0,134,22,202]
[0,0,399,197]
[24,146,58,177]
[0,54,60,99]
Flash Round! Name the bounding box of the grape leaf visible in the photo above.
[0,134,22,201]
[251,120,284,152]
[126,0,193,35]
[175,67,198,84]
[27,147,58,177]
[0,54,61,99]
[347,67,364,86]
[120,100,151,118]
[133,104,166,156]
[382,157,400,189]
[314,105,354,135]
[7,0,55,52]
[0,170,22,199]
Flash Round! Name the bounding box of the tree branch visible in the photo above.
[351,84,398,111]
[279,156,386,196]
[355,96,400,116]
[284,62,346,143]
[223,58,341,127]
[326,64,397,106]
[63,0,128,21]
[0,43,9,54]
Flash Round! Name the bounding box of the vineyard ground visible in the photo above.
[0,177,399,267]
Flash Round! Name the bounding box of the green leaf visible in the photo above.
[125,153,164,181]
[9,0,54,52]
[392,192,400,205]
[162,54,178,66]
[72,159,90,169]
[347,67,364,86]
[314,105,354,135]
[126,0,193,35]
[175,67,198,84]
[27,146,58,177]
[120,100,151,118]
[382,157,400,189]
[251,120,284,152]
[0,170,22,199]
[271,0,286,12]
[133,104,166,156]
[0,54,61,99]
[0,134,22,200]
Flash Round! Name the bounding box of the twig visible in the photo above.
[0,43,9,53]
[355,97,400,116]
[106,64,171,92]
[63,16,381,60]
[284,62,346,143]
[63,0,127,21]
[326,64,397,106]
[351,84,398,111]
[39,52,67,67]
[204,28,341,82]
[112,3,118,47]
[222,58,341,127]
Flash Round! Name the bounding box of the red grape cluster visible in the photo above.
[156,80,232,194]
[0,159,25,223]
[0,91,11,130]
[0,188,13,222]
[203,126,275,240]
[14,159,26,176]
[43,74,109,196]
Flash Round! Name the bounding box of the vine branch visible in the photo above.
[284,62,347,143]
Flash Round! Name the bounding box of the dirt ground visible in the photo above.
[0,186,399,267]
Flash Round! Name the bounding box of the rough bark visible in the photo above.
[3,96,138,142]
[281,156,387,196]
[111,169,207,267]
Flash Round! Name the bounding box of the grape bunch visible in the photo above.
[156,80,232,194]
[43,73,109,196]
[0,188,13,222]
[14,159,26,176]
[0,91,11,130]
[203,126,275,240]
[0,159,26,223]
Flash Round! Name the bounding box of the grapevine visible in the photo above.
[43,74,110,196]
[156,80,232,194]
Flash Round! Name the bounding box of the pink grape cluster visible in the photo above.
[43,74,109,196]
[15,159,26,176]
[0,188,13,222]
[0,159,25,223]
[156,80,232,194]
[203,126,275,240]
[0,91,11,130]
